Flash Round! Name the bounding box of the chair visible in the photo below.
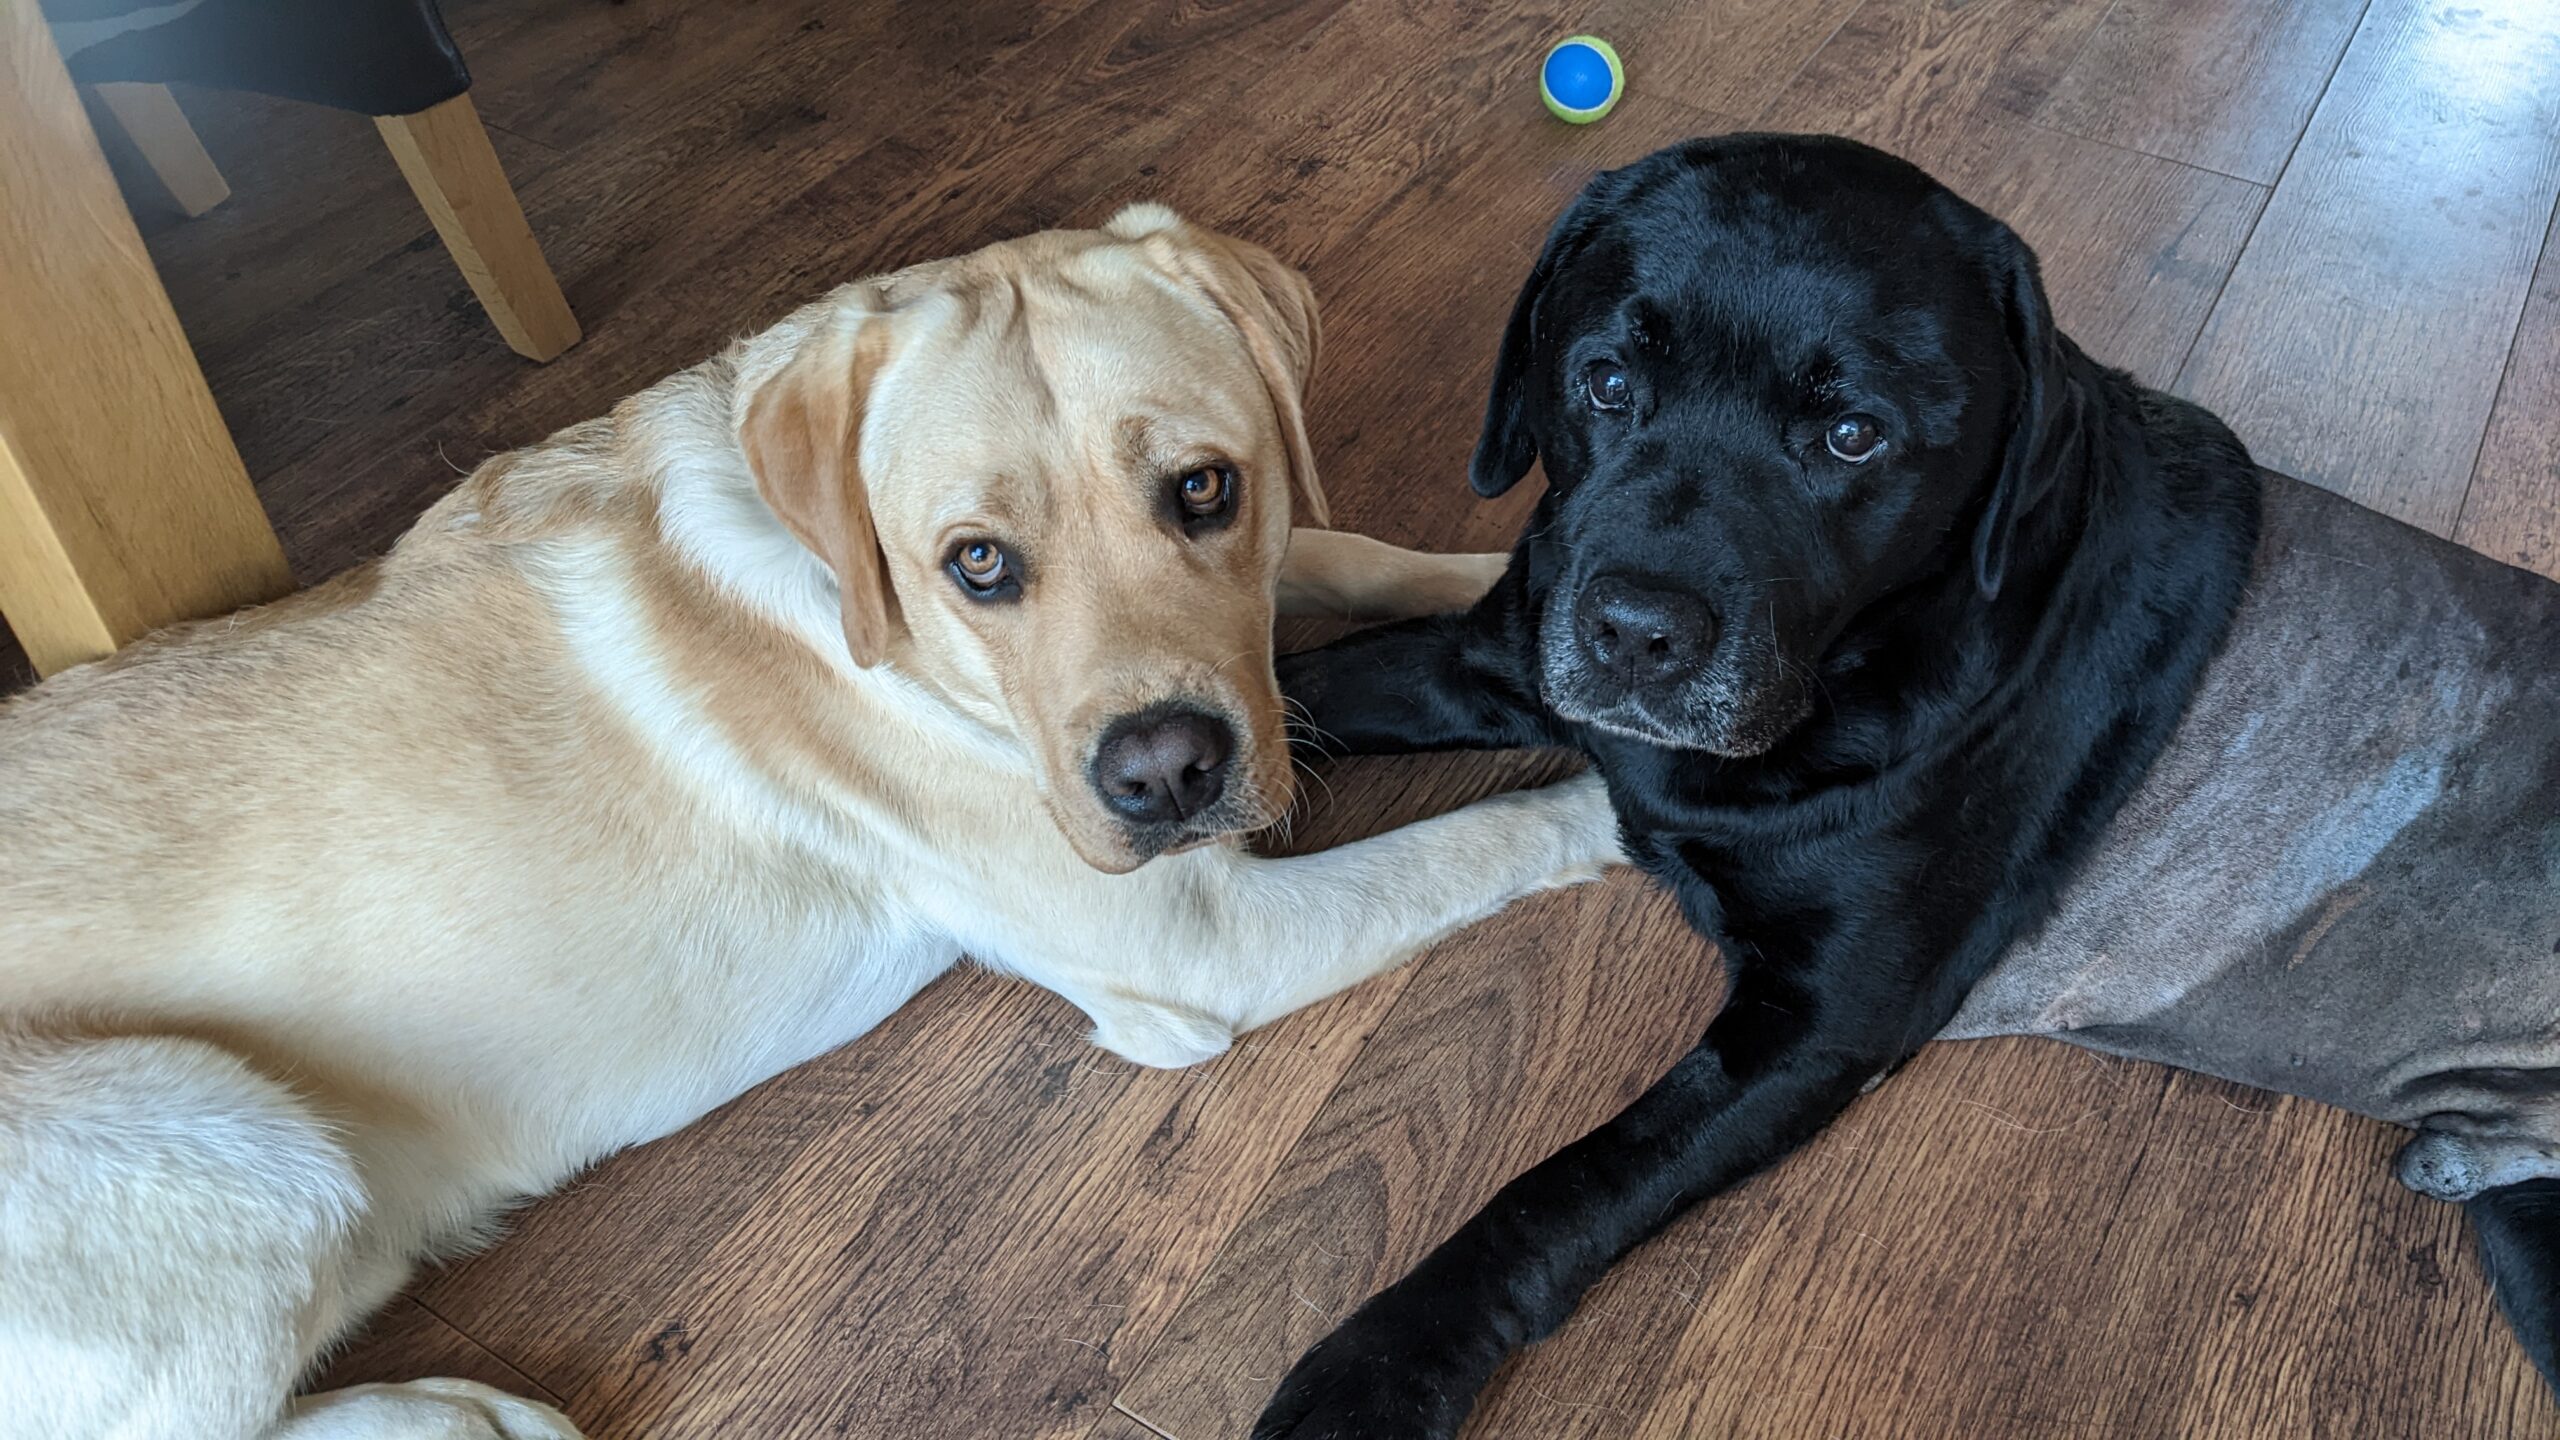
[46,0,580,362]
[0,0,582,680]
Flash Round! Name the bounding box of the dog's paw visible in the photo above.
[1084,995,1234,1069]
[1251,1304,1495,1440]
[286,1378,585,1438]
[1506,770,1625,887]
[1414,552,1510,614]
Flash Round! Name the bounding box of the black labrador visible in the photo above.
[1256,133,2560,1438]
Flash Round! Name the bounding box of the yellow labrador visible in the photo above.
[0,206,1619,1440]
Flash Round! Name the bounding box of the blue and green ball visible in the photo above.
[1539,35,1623,124]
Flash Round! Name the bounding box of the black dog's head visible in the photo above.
[1478,133,2082,755]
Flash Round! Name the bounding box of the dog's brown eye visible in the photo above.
[949,540,1015,598]
[1177,465,1232,518]
[1582,361,1631,412]
[1825,415,1886,463]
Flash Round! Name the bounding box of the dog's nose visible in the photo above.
[1575,577,1713,687]
[1091,707,1233,825]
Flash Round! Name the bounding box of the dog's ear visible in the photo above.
[1472,196,1595,498]
[740,310,902,666]
[1124,206,1330,529]
[1972,222,2080,600]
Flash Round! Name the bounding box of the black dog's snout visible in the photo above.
[1575,577,1714,688]
[1091,706,1233,825]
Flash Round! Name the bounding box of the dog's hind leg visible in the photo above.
[2468,1180,2560,1399]
[0,1034,578,1440]
[2397,1130,2560,1399]
[1278,529,1508,623]
[0,1033,363,1440]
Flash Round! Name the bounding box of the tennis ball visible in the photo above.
[1540,35,1624,124]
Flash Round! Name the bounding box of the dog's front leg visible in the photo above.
[1278,529,1507,623]
[1051,772,1623,1069]
[1251,962,1928,1440]
[1279,591,1556,757]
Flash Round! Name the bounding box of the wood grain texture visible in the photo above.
[1610,1040,2176,1440]
[2458,210,2560,581]
[1765,0,2118,153]
[376,94,582,362]
[1611,1060,2549,1439]
[308,1297,565,1407]
[11,1,2559,1436]
[0,3,290,676]
[2041,1076,2547,1438]
[93,82,230,217]
[1091,1410,1173,1440]
[1593,0,1865,120]
[2034,0,2370,183]
[2174,0,2560,530]
[1117,872,1722,1440]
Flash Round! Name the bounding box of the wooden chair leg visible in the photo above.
[375,94,580,362]
[0,9,291,678]
[94,82,229,217]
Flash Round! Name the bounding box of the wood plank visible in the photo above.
[403,1028,875,1421]
[1767,0,2118,155]
[1608,1041,2171,1439]
[2069,1077,2546,1438]
[0,0,292,676]
[1116,872,1723,1440]
[306,1296,566,1409]
[585,977,1381,1439]
[1615,1060,2545,1438]
[1589,0,1866,121]
[2035,0,2371,184]
[2174,0,2560,532]
[447,0,1083,158]
[1088,1410,1172,1440]
[2458,210,2560,580]
[1066,0,1566,280]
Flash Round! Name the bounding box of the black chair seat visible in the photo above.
[43,0,469,117]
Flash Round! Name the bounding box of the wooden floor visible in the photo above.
[15,0,2559,1434]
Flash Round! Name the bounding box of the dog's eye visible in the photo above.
[1581,361,1631,412]
[948,540,1017,600]
[1825,415,1886,463]
[1175,465,1234,521]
